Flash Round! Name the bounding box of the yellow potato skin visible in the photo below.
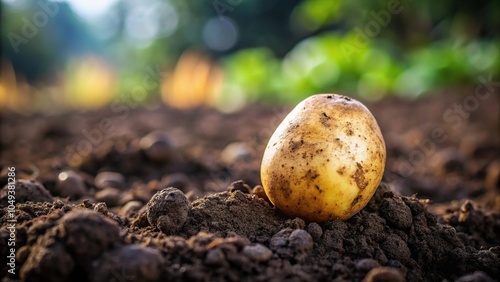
[261,94,386,222]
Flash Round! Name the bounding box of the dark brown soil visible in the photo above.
[1,88,499,281]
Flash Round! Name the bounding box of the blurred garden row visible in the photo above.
[1,0,499,112]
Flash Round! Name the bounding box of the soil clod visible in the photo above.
[146,187,190,234]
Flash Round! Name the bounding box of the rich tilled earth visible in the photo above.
[1,89,499,282]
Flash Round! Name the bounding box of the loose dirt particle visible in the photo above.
[242,243,273,262]
[227,180,252,194]
[306,222,323,241]
[93,202,108,215]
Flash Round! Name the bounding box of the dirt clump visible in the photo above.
[1,180,53,205]
[90,244,164,282]
[146,187,190,234]
[180,190,285,242]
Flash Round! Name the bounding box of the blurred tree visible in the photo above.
[1,1,102,83]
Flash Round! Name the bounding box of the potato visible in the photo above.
[261,94,386,222]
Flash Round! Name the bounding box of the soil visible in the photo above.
[0,88,499,282]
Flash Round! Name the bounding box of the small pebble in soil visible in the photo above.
[146,187,190,234]
[242,243,273,262]
[270,228,314,263]
[0,179,53,205]
[355,258,380,273]
[205,248,226,266]
[57,170,87,199]
[95,187,122,207]
[220,142,254,164]
[306,222,323,241]
[362,267,405,282]
[285,217,306,229]
[94,171,125,189]
[289,229,314,262]
[120,200,144,218]
[160,173,192,193]
[227,180,252,193]
[252,185,270,202]
[455,271,496,282]
[140,130,174,162]
[90,244,165,282]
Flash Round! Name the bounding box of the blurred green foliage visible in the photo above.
[1,0,499,107]
[224,35,499,103]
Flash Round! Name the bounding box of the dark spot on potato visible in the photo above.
[353,162,368,191]
[347,129,354,136]
[337,167,346,176]
[304,169,319,180]
[327,95,333,99]
[351,195,362,207]
[315,185,323,193]
[279,179,292,198]
[341,95,352,101]
[335,138,340,141]
[289,140,302,151]
[320,112,332,127]
[267,175,292,202]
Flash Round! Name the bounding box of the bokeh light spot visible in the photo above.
[203,17,239,52]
